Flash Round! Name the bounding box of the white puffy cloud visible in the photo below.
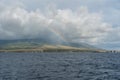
[0,5,113,45]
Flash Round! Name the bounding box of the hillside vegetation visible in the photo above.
[0,40,106,53]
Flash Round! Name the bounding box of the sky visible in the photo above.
[0,0,120,50]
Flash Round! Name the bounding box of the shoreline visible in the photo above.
[0,48,107,53]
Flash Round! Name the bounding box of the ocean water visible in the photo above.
[0,52,120,80]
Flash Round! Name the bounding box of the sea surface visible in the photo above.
[0,52,120,80]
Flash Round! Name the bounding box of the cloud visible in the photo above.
[0,5,113,45]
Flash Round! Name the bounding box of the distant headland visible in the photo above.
[0,39,113,53]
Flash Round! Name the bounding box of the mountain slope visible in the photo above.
[0,39,96,49]
[0,39,107,53]
[0,39,98,50]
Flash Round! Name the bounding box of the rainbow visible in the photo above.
[48,27,67,42]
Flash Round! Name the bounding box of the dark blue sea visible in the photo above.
[0,52,120,80]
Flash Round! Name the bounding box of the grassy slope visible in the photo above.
[0,44,106,53]
[0,40,107,52]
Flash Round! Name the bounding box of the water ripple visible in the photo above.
[0,52,120,80]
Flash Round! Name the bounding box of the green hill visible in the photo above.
[0,39,106,53]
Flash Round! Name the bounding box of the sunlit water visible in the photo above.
[0,52,120,80]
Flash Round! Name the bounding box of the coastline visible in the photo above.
[0,48,107,53]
